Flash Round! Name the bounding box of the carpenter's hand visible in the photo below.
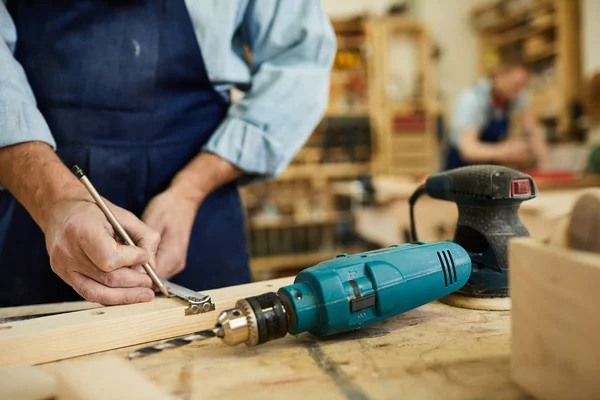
[142,188,200,280]
[43,199,161,305]
[498,140,531,164]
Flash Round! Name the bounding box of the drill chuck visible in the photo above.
[215,293,288,347]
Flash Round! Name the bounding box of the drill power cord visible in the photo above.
[409,184,426,242]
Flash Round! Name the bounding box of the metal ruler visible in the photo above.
[164,280,215,315]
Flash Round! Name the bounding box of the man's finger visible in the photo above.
[80,231,150,272]
[131,265,147,274]
[154,229,185,279]
[70,271,154,305]
[87,267,154,289]
[116,204,161,257]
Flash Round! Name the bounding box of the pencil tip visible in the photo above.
[71,165,85,179]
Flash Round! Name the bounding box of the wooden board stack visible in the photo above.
[510,189,600,400]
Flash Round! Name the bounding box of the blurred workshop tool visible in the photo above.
[408,165,537,311]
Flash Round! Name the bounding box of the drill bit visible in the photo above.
[127,327,222,360]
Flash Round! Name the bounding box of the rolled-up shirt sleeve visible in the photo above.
[450,90,487,147]
[203,0,336,182]
[0,2,55,151]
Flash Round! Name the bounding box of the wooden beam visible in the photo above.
[510,238,600,399]
[52,356,174,400]
[0,365,56,400]
[0,301,102,319]
[0,277,294,367]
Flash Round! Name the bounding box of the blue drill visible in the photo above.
[129,240,471,358]
[216,241,471,347]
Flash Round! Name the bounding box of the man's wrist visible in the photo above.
[169,151,243,208]
[37,182,92,234]
[169,173,208,209]
[0,142,92,233]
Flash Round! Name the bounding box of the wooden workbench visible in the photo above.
[28,297,527,400]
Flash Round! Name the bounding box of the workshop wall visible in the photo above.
[323,0,489,119]
[581,0,600,75]
[581,0,600,143]
[418,0,489,119]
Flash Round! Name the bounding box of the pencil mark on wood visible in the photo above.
[261,377,312,387]
[318,327,390,343]
[304,342,369,400]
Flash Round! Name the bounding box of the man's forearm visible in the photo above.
[0,142,89,231]
[169,151,244,207]
[522,108,548,167]
[528,126,548,166]
[460,141,502,163]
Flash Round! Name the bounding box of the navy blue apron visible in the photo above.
[1,0,251,306]
[444,105,511,170]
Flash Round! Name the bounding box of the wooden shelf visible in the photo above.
[474,1,554,33]
[248,213,343,230]
[325,110,369,118]
[525,46,558,63]
[386,17,425,34]
[335,36,366,49]
[278,163,371,180]
[390,100,427,114]
[251,250,352,272]
[492,19,556,47]
[391,152,430,159]
[472,0,581,140]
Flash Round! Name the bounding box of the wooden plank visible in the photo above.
[0,365,56,400]
[46,299,526,400]
[248,212,343,230]
[278,163,371,180]
[568,189,600,253]
[52,356,174,400]
[510,238,600,400]
[0,301,102,319]
[0,277,294,367]
[251,251,344,273]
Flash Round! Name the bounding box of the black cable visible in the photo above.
[408,184,426,242]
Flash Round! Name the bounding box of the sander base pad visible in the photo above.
[440,293,511,311]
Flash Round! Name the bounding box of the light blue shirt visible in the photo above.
[450,79,529,147]
[0,0,336,181]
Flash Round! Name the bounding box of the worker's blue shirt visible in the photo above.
[449,79,529,148]
[0,0,336,181]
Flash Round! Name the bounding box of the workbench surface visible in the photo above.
[38,299,528,400]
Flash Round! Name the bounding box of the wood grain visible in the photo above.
[52,356,174,400]
[568,189,600,253]
[0,277,293,367]
[0,301,102,319]
[51,300,526,400]
[0,364,56,400]
[510,238,600,400]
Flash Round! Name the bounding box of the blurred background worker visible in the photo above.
[0,1,335,306]
[445,63,549,170]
